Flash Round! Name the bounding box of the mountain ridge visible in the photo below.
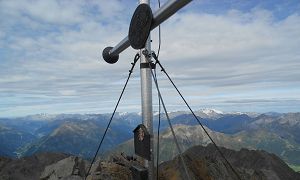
[159,144,300,180]
[1,111,300,170]
[109,123,300,166]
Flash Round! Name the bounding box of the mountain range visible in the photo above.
[0,113,141,158]
[0,110,299,170]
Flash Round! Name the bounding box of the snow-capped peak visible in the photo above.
[118,112,129,116]
[153,111,160,116]
[202,108,223,115]
[25,113,57,121]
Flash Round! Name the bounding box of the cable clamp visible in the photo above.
[151,51,165,72]
[142,49,152,58]
[129,53,140,74]
[140,62,155,69]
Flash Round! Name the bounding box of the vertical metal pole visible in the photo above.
[139,0,154,179]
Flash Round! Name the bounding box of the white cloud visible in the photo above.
[0,1,300,116]
[58,90,77,96]
[1,1,81,24]
[157,9,300,88]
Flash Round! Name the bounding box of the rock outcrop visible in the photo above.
[40,153,138,180]
[40,156,86,180]
[85,153,139,180]
[0,152,69,180]
[1,145,299,180]
[158,144,300,180]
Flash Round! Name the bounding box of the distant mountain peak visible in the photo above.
[24,113,58,121]
[117,112,129,116]
[201,108,224,115]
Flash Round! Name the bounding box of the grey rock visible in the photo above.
[158,144,300,180]
[40,156,86,180]
[0,152,69,180]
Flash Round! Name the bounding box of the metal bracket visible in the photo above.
[140,62,155,69]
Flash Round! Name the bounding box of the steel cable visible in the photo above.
[150,61,192,180]
[85,53,140,179]
[151,52,242,180]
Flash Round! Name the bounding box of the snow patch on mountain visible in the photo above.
[24,113,58,121]
[201,108,224,115]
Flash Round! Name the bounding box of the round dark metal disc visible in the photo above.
[128,4,153,50]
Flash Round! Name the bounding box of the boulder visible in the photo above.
[0,152,69,180]
[40,156,86,180]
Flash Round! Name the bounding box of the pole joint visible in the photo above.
[142,49,152,59]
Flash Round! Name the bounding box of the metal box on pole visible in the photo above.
[133,124,151,160]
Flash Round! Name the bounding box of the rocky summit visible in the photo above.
[1,144,300,180]
[159,144,300,180]
[0,152,69,180]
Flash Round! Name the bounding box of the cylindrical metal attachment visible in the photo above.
[102,47,119,64]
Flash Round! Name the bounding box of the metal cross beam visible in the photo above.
[102,0,192,62]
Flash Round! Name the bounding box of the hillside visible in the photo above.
[0,124,37,157]
[0,113,141,158]
[18,119,133,158]
[109,124,300,166]
[249,113,300,144]
[159,144,300,180]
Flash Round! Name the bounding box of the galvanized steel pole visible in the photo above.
[139,1,154,180]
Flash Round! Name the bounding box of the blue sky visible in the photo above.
[0,0,300,117]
